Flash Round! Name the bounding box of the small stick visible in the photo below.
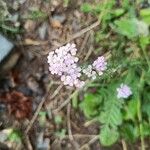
[78,32,91,56]
[25,84,63,134]
[79,135,99,150]
[67,20,100,43]
[63,134,97,139]
[121,139,128,150]
[67,103,79,149]
[53,90,78,114]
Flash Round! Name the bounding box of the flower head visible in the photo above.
[92,56,107,75]
[47,43,84,88]
[117,84,132,99]
[82,65,96,80]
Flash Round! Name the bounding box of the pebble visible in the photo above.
[52,14,66,24]
[0,34,14,63]
[38,22,48,40]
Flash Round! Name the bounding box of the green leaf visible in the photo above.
[124,99,138,121]
[55,129,66,139]
[113,19,138,38]
[8,129,22,142]
[142,103,150,117]
[113,18,149,38]
[0,24,20,33]
[139,36,150,50]
[80,93,102,118]
[99,126,119,146]
[80,3,93,13]
[39,111,47,126]
[113,9,125,17]
[140,8,150,24]
[142,122,150,136]
[72,91,78,109]
[24,9,47,20]
[54,115,62,125]
[99,100,122,128]
[121,123,139,142]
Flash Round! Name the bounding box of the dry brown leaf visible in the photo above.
[0,91,32,120]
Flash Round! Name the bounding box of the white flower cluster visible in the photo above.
[82,65,96,80]
[47,43,85,88]
[47,43,108,88]
[82,56,107,79]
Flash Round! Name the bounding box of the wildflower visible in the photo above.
[47,43,84,88]
[117,84,132,99]
[82,65,96,80]
[92,56,107,75]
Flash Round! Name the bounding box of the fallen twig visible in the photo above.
[67,103,79,149]
[79,135,99,150]
[25,84,63,134]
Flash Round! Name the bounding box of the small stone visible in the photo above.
[52,14,66,23]
[0,51,20,73]
[0,34,14,63]
[38,22,48,40]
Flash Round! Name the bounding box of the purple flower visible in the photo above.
[117,84,132,99]
[92,56,107,75]
[48,43,107,88]
[47,43,84,88]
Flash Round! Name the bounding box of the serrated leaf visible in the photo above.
[99,126,119,146]
[121,123,139,142]
[99,100,122,128]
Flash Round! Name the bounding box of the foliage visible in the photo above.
[80,0,150,148]
[54,115,63,125]
[0,0,21,36]
[8,129,22,143]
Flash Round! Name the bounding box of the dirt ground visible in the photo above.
[0,0,147,150]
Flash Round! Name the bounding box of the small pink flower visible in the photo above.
[117,84,132,99]
[93,56,107,74]
[47,43,84,88]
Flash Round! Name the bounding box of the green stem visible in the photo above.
[137,97,145,150]
[137,72,145,150]
[142,48,150,71]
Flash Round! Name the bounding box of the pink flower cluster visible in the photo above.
[47,43,107,88]
[47,43,85,88]
[93,56,107,75]
[82,56,107,79]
